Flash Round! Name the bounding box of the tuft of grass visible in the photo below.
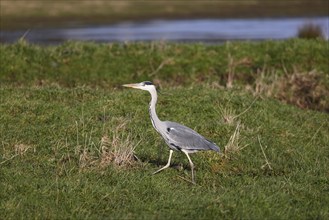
[252,69,329,112]
[297,23,325,39]
[0,142,34,166]
[224,121,248,156]
[74,116,140,170]
[219,106,237,125]
[99,133,139,168]
[14,143,32,156]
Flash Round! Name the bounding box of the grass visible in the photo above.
[1,0,328,29]
[1,39,328,111]
[1,40,329,219]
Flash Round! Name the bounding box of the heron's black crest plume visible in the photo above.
[143,81,162,94]
[143,81,153,86]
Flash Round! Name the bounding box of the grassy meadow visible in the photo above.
[1,39,329,219]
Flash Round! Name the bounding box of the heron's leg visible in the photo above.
[181,150,195,184]
[152,150,173,175]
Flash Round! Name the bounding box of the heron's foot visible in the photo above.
[152,164,170,175]
[152,150,173,175]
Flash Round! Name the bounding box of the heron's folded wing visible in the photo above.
[165,121,219,152]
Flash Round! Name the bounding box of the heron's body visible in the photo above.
[123,81,220,183]
[155,120,219,153]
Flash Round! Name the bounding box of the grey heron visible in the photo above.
[123,81,220,183]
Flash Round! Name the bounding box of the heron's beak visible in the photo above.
[122,83,141,89]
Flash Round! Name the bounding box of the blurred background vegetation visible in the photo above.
[1,0,328,29]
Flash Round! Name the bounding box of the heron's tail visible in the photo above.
[206,139,220,152]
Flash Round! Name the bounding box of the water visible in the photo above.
[1,17,328,44]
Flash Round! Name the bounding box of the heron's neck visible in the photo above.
[148,88,162,130]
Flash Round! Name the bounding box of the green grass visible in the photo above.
[1,39,328,111]
[1,40,329,219]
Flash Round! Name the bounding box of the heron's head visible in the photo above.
[122,81,156,92]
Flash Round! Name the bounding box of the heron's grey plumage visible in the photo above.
[123,81,220,183]
[161,121,220,153]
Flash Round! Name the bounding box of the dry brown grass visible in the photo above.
[224,122,249,157]
[276,71,328,111]
[297,23,325,39]
[219,96,258,126]
[219,106,237,125]
[75,118,140,170]
[99,134,139,168]
[218,98,257,158]
[252,69,329,112]
[0,142,34,166]
[14,143,32,156]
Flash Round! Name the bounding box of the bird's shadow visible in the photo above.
[135,153,193,171]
